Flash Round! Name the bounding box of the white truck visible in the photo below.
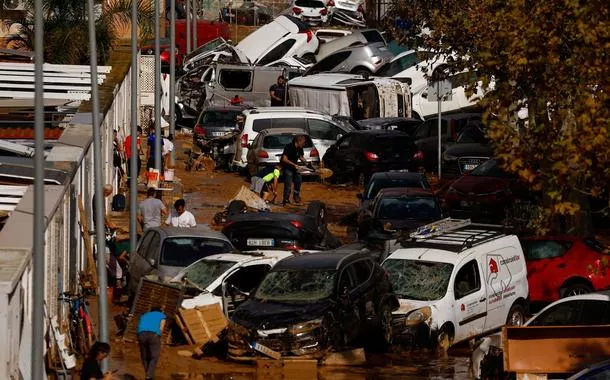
[287,73,411,119]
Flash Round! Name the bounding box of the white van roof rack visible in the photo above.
[401,217,506,253]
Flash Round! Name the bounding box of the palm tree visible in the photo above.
[22,0,154,64]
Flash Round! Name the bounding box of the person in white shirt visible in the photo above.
[162,133,174,171]
[165,198,197,227]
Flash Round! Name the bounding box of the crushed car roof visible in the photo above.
[273,250,370,270]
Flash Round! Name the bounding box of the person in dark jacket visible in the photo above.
[137,306,167,380]
[81,341,113,380]
[280,135,309,206]
[269,75,286,106]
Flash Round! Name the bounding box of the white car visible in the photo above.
[471,291,610,379]
[381,218,529,349]
[314,28,352,44]
[236,15,319,66]
[234,107,355,169]
[173,251,294,312]
[264,56,313,71]
[291,0,329,25]
[376,49,438,79]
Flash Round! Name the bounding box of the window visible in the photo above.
[397,94,404,117]
[308,51,351,74]
[361,30,385,45]
[338,267,355,291]
[529,300,583,326]
[263,134,313,149]
[218,69,252,90]
[377,51,427,77]
[522,240,570,261]
[252,119,272,133]
[257,39,297,66]
[272,118,307,130]
[147,232,161,263]
[137,231,155,258]
[225,264,272,293]
[160,237,233,267]
[338,135,352,148]
[295,0,324,7]
[454,260,481,299]
[352,260,373,285]
[308,119,339,140]
[200,110,241,124]
[376,196,441,221]
[581,300,610,325]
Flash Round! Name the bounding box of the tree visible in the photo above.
[20,0,154,64]
[387,0,609,234]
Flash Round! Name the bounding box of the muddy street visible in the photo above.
[113,137,473,380]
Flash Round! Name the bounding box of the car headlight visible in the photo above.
[288,318,323,335]
[443,151,458,161]
[405,306,432,326]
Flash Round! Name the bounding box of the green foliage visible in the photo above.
[26,0,154,64]
[387,0,610,233]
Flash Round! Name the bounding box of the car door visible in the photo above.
[130,230,155,288]
[521,239,571,302]
[324,134,353,173]
[350,259,377,322]
[221,263,273,315]
[452,258,487,343]
[336,264,361,343]
[144,231,162,276]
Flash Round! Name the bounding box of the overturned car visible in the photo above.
[227,249,399,360]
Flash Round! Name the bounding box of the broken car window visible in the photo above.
[255,270,337,303]
[382,259,453,301]
[182,259,237,290]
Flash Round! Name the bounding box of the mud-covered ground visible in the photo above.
[101,136,472,379]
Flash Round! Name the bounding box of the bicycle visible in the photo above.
[58,292,95,356]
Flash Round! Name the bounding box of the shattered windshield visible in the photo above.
[254,270,337,303]
[182,259,237,290]
[382,259,453,301]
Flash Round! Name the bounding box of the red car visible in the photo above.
[521,236,610,303]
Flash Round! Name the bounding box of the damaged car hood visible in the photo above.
[393,298,433,315]
[232,299,333,330]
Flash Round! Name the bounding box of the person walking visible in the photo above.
[137,187,168,230]
[162,133,174,171]
[165,199,197,227]
[280,135,309,206]
[137,306,166,380]
[146,126,164,171]
[269,75,286,106]
[124,126,143,180]
[250,165,281,203]
[81,341,113,380]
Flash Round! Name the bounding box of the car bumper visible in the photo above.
[391,315,433,347]
[227,323,328,361]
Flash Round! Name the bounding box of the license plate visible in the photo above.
[463,163,479,171]
[247,238,274,247]
[211,132,226,137]
[460,200,471,207]
[251,342,281,360]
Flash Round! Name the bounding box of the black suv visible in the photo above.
[227,249,400,360]
[441,124,494,179]
[357,117,422,136]
[322,130,424,185]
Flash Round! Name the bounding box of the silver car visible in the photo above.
[305,43,395,76]
[246,128,320,176]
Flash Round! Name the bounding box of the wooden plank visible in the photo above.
[504,325,610,374]
[77,195,96,289]
[176,310,195,345]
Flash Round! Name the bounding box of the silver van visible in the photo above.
[305,44,394,76]
[128,226,234,300]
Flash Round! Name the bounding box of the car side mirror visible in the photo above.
[335,133,343,140]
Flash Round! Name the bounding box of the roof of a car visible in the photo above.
[273,250,370,270]
[370,171,424,180]
[203,105,250,112]
[376,187,435,198]
[527,291,610,326]
[259,127,309,136]
[201,251,294,264]
[351,129,411,137]
[146,226,230,242]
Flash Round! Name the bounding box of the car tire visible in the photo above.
[306,201,328,237]
[227,200,247,217]
[370,302,393,352]
[436,324,454,351]
[560,282,593,298]
[506,303,525,326]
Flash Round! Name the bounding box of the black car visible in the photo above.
[441,124,494,178]
[322,130,424,185]
[222,201,339,251]
[193,105,250,145]
[357,117,422,136]
[358,187,442,241]
[358,171,430,213]
[413,113,483,172]
[227,249,400,360]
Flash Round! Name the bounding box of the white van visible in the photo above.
[234,107,355,169]
[381,218,528,348]
[288,73,411,119]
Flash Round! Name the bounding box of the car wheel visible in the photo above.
[306,201,328,237]
[436,324,454,351]
[227,200,247,217]
[378,302,393,348]
[560,282,592,298]
[506,303,525,326]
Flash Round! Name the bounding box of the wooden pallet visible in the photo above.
[177,304,227,346]
[77,195,97,289]
[124,278,184,342]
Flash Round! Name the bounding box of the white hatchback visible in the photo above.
[292,0,329,25]
[381,218,529,349]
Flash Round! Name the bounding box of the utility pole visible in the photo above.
[154,0,162,173]
[130,0,139,286]
[88,0,109,370]
[186,0,191,53]
[32,0,45,375]
[170,0,176,167]
[192,0,198,49]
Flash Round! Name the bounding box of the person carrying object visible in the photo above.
[137,306,166,380]
[280,135,311,206]
[250,165,281,203]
